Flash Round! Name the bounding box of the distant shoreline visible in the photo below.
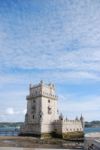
[0,126,100,137]
[0,121,100,128]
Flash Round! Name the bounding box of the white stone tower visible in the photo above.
[20,80,58,136]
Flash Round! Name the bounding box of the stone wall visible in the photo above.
[62,120,83,133]
[20,123,41,135]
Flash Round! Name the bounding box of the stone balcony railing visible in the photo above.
[26,92,58,100]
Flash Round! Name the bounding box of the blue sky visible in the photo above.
[0,0,100,122]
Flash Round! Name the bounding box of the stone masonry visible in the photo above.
[20,81,84,138]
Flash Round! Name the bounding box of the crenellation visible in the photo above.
[27,82,57,100]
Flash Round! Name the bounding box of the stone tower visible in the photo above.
[20,80,58,136]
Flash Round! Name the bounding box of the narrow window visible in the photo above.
[48,106,52,114]
[48,99,50,103]
[33,100,35,103]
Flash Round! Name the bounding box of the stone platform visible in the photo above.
[0,148,82,150]
[0,136,83,149]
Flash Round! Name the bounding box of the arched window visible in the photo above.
[48,106,52,114]
[66,129,68,131]
[32,106,36,113]
[48,99,50,103]
[33,100,35,103]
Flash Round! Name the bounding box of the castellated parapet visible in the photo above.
[20,81,84,138]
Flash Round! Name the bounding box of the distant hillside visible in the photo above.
[0,122,23,128]
[0,121,100,128]
[85,121,100,127]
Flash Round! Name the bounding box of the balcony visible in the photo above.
[26,92,58,100]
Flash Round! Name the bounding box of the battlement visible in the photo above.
[54,119,82,124]
[26,93,58,100]
[27,80,57,100]
[29,80,55,89]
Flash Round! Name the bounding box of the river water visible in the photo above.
[84,127,100,133]
[0,127,100,136]
[0,127,19,136]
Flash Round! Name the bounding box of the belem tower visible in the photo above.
[20,81,84,138]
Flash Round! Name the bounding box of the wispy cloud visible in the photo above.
[0,0,100,74]
[0,0,100,121]
[5,107,26,115]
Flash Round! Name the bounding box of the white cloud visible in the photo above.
[22,109,27,115]
[0,107,26,122]
[6,108,14,115]
[5,108,26,116]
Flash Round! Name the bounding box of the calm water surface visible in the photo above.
[0,127,19,136]
[84,127,100,133]
[0,127,100,136]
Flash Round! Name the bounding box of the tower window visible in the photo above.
[48,106,52,114]
[48,100,50,103]
[33,115,34,119]
[32,106,36,113]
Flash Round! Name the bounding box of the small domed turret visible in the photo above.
[80,114,84,128]
[29,83,32,89]
[40,80,43,84]
[80,114,84,121]
[66,116,68,121]
[59,113,63,120]
[75,116,79,121]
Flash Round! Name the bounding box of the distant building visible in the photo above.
[20,81,84,138]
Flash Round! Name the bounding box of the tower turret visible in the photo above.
[80,114,84,128]
[75,116,79,121]
[59,113,63,120]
